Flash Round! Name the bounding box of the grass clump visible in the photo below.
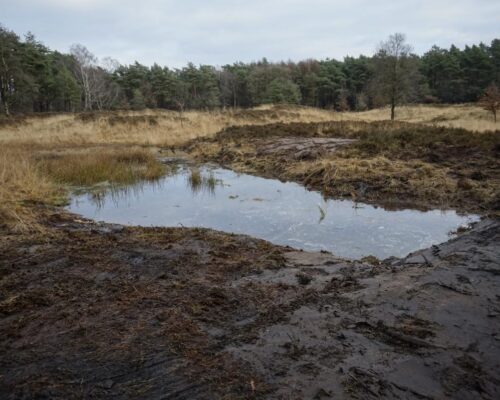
[37,148,164,186]
[188,168,217,195]
[0,146,60,231]
[188,168,202,189]
[0,146,165,231]
[340,123,499,161]
[295,157,460,205]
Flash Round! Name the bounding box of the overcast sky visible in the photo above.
[1,0,499,67]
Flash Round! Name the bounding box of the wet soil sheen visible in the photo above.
[1,208,499,399]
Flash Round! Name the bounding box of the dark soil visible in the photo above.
[1,207,499,399]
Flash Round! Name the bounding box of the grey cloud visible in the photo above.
[1,0,499,67]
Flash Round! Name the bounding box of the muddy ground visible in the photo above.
[1,206,499,399]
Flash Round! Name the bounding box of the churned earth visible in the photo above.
[186,121,500,213]
[1,207,499,399]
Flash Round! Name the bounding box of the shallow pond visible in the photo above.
[68,163,479,260]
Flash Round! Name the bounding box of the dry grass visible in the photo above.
[187,168,217,195]
[289,156,480,208]
[0,104,496,149]
[37,147,164,186]
[0,146,59,231]
[0,105,338,147]
[349,104,499,132]
[0,104,498,230]
[0,146,164,231]
[0,105,337,230]
[188,119,500,213]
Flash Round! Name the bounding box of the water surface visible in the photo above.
[68,164,479,259]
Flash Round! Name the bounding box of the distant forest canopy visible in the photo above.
[1,23,499,116]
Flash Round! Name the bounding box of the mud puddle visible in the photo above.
[67,163,479,259]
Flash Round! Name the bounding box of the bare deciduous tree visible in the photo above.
[70,46,122,110]
[173,80,189,126]
[372,33,418,120]
[92,68,122,110]
[0,26,22,116]
[218,69,238,109]
[478,83,500,122]
[70,44,97,110]
[101,57,120,74]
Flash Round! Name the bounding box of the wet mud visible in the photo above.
[1,208,499,399]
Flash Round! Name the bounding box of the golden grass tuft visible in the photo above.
[0,146,164,231]
[290,156,459,204]
[37,148,164,186]
[0,145,58,231]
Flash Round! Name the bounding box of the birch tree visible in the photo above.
[0,26,23,115]
[70,44,97,110]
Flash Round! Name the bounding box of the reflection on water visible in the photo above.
[187,168,218,195]
[68,164,480,260]
[318,205,327,224]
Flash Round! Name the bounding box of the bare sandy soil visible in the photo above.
[1,208,498,399]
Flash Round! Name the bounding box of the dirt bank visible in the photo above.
[1,206,499,399]
[186,121,500,214]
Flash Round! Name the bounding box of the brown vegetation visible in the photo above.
[0,105,336,230]
[187,120,500,213]
[1,104,498,231]
[478,83,500,122]
[0,146,164,231]
[351,103,499,131]
[0,146,58,232]
[37,147,164,186]
[0,105,337,147]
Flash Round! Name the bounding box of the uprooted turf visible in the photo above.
[187,121,500,213]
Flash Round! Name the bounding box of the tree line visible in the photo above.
[1,23,499,117]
